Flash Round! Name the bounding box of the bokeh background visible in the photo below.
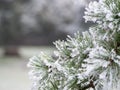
[0,0,96,90]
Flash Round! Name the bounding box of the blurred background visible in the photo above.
[0,0,95,90]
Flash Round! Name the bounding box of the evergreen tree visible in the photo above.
[27,0,120,90]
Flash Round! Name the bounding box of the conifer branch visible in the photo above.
[28,0,120,90]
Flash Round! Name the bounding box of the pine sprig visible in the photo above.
[28,0,120,90]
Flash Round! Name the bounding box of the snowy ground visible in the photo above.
[0,57,31,90]
[0,46,55,90]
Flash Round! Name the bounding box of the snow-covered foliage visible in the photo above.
[28,0,120,90]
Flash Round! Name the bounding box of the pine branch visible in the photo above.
[28,0,120,90]
[80,81,95,90]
